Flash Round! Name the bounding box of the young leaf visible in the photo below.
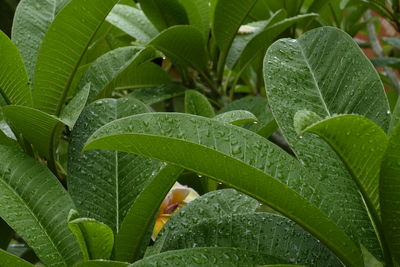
[0,31,32,106]
[68,216,114,260]
[11,0,70,81]
[33,0,119,115]
[185,90,215,118]
[149,25,208,71]
[131,247,284,266]
[297,113,388,224]
[0,145,82,266]
[127,84,186,105]
[84,113,364,266]
[106,4,159,43]
[380,125,400,264]
[264,26,388,258]
[0,248,34,267]
[136,0,188,31]
[3,105,64,159]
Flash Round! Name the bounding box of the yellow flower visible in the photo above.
[152,182,199,240]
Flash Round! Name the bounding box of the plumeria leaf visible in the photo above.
[127,84,186,105]
[185,90,215,118]
[214,110,258,126]
[0,248,34,267]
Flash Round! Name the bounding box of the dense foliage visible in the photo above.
[0,0,400,266]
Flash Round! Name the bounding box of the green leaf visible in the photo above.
[297,113,388,223]
[213,0,258,73]
[11,0,70,81]
[264,26,389,258]
[77,46,153,102]
[60,83,91,129]
[0,145,82,266]
[185,90,215,118]
[84,113,364,266]
[0,31,32,106]
[137,0,188,31]
[106,4,158,43]
[150,189,260,255]
[114,165,183,262]
[380,124,400,264]
[218,96,276,137]
[68,215,114,260]
[0,248,34,267]
[33,0,119,115]
[150,25,208,71]
[3,105,64,159]
[131,247,284,266]
[127,84,186,105]
[177,0,210,40]
[115,62,171,91]
[73,260,129,267]
[370,57,400,69]
[0,128,18,148]
[214,110,258,126]
[389,97,400,136]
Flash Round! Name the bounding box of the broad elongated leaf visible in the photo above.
[131,247,284,266]
[296,113,388,223]
[0,248,34,267]
[68,216,114,260]
[177,0,210,40]
[137,0,188,31]
[3,105,64,159]
[214,110,258,126]
[115,62,171,91]
[0,31,32,106]
[84,113,364,266]
[33,0,119,115]
[213,0,258,71]
[158,212,341,266]
[218,96,276,137]
[106,4,158,43]
[127,84,186,105]
[68,98,164,234]
[60,83,91,129]
[380,125,400,264]
[150,25,208,71]
[185,90,215,118]
[11,0,70,81]
[149,188,260,255]
[0,146,82,266]
[264,26,388,258]
[77,46,153,102]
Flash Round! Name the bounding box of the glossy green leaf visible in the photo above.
[213,0,258,72]
[77,46,153,102]
[106,4,158,43]
[74,260,129,267]
[127,84,186,105]
[297,113,388,222]
[185,90,215,118]
[68,216,114,260]
[84,113,363,266]
[137,0,188,31]
[11,0,70,81]
[218,96,276,137]
[0,248,34,267]
[380,124,400,264]
[60,83,91,129]
[0,145,82,266]
[150,189,260,255]
[131,247,284,267]
[115,62,171,91]
[68,98,163,234]
[150,25,208,71]
[264,26,388,258]
[177,0,210,40]
[0,31,32,106]
[214,110,258,126]
[0,128,18,148]
[3,105,64,159]
[114,164,183,262]
[33,0,119,115]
